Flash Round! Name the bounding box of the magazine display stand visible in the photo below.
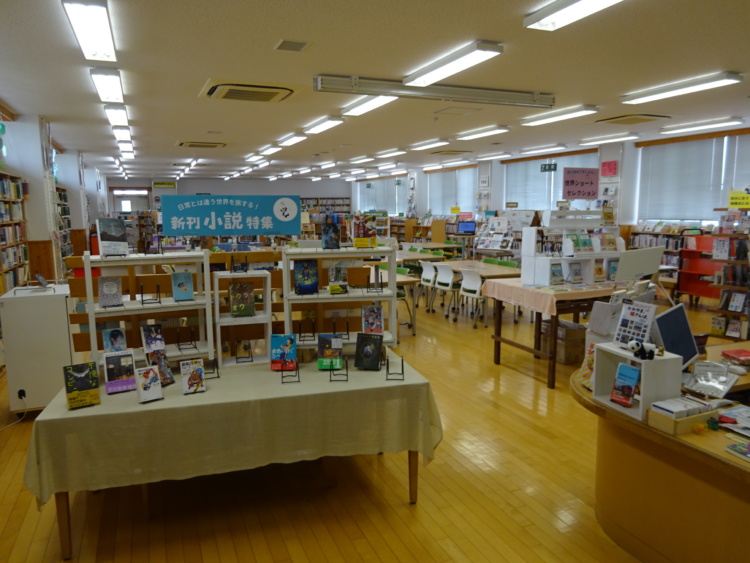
[281,247,397,349]
[81,250,213,366]
[213,270,272,368]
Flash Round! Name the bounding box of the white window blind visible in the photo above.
[427,167,478,215]
[357,178,403,214]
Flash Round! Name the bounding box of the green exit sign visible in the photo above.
[366,183,372,189]
[541,163,557,172]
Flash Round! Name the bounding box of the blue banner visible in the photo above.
[161,195,301,236]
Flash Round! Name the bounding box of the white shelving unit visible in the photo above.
[213,270,272,368]
[81,250,214,365]
[281,246,397,348]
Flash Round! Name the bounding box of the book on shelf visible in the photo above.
[229,281,256,317]
[63,362,101,410]
[96,217,128,256]
[354,333,383,370]
[725,319,743,338]
[147,349,176,386]
[726,442,750,463]
[610,362,641,407]
[180,359,206,394]
[720,348,750,365]
[607,259,619,281]
[613,300,657,348]
[593,259,606,282]
[728,292,746,312]
[362,305,384,334]
[564,233,581,253]
[102,350,137,394]
[171,272,194,302]
[135,365,164,403]
[98,276,123,308]
[102,327,127,353]
[652,396,712,419]
[712,237,731,260]
[567,261,583,284]
[351,215,377,248]
[327,262,348,294]
[294,259,319,295]
[603,232,618,251]
[317,334,344,369]
[577,232,594,252]
[321,219,341,249]
[549,262,565,285]
[601,206,616,226]
[141,324,166,353]
[270,334,297,371]
[710,315,728,336]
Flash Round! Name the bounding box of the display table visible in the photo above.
[449,261,520,327]
[705,341,750,391]
[24,351,443,560]
[482,279,613,388]
[571,376,750,563]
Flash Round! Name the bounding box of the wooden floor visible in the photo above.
[0,291,717,562]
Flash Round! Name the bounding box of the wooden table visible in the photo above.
[483,279,614,388]
[24,351,442,560]
[445,234,477,259]
[416,242,462,255]
[705,341,750,391]
[396,250,445,263]
[449,261,521,327]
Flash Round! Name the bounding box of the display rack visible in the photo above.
[55,186,73,260]
[676,231,720,304]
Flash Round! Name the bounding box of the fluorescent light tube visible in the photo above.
[268,176,278,182]
[622,72,743,104]
[242,167,254,174]
[117,141,133,152]
[579,133,639,146]
[256,160,269,168]
[103,103,128,126]
[190,159,198,167]
[311,177,322,182]
[62,0,117,61]
[456,126,509,140]
[376,149,406,158]
[365,174,379,179]
[521,144,567,155]
[350,156,374,164]
[303,116,344,134]
[121,151,135,160]
[278,132,307,146]
[344,176,356,181]
[411,139,450,151]
[112,126,130,141]
[390,169,407,175]
[113,189,147,195]
[349,168,365,175]
[90,67,123,102]
[444,159,470,166]
[280,172,293,179]
[404,40,503,87]
[245,153,263,162]
[422,164,442,171]
[328,173,341,179]
[259,144,282,156]
[320,162,336,169]
[378,163,397,170]
[524,0,624,31]
[342,95,398,116]
[660,117,745,135]
[521,105,598,126]
[476,153,511,161]
[296,168,311,175]
[231,172,241,178]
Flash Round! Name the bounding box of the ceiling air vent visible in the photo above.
[596,114,670,125]
[431,149,472,156]
[205,83,293,103]
[177,141,227,149]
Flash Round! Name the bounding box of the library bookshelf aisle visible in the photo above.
[23,348,443,560]
[0,172,29,294]
[571,374,750,563]
[389,216,417,244]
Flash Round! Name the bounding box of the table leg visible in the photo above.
[412,287,417,336]
[408,450,418,504]
[55,492,72,560]
[547,314,558,389]
[493,299,503,364]
[533,312,543,358]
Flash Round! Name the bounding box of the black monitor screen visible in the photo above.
[458,221,476,235]
[651,303,700,370]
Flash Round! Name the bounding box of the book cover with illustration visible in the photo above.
[103,350,137,394]
[362,305,384,334]
[608,259,619,280]
[321,219,341,249]
[294,259,318,295]
[603,232,618,251]
[328,263,348,294]
[726,441,750,463]
[568,261,583,284]
[593,259,606,282]
[63,362,101,410]
[564,233,581,252]
[613,300,657,348]
[354,333,383,370]
[180,359,206,394]
[171,271,194,302]
[549,262,564,285]
[351,215,377,248]
[229,281,256,317]
[102,327,127,353]
[98,276,123,308]
[317,334,343,369]
[577,232,594,252]
[141,324,165,353]
[610,362,641,407]
[270,334,297,371]
[135,365,164,403]
[147,349,175,386]
[96,217,128,256]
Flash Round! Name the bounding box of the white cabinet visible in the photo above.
[592,342,683,421]
[213,270,272,368]
[281,247,397,347]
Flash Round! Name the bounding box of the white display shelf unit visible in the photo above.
[281,246,397,348]
[213,270,272,368]
[592,342,683,421]
[81,250,214,365]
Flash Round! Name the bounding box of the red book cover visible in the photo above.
[720,348,750,365]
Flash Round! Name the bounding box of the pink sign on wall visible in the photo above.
[563,168,599,200]
[601,160,618,176]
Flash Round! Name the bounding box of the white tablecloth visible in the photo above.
[25,351,443,505]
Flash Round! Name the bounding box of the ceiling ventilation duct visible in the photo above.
[204,83,293,103]
[177,141,226,149]
[596,114,670,125]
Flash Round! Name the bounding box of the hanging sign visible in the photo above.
[506,202,519,208]
[161,195,301,236]
[541,163,557,172]
[152,181,176,190]
[601,160,618,176]
[450,206,461,214]
[562,167,599,200]
[728,190,750,209]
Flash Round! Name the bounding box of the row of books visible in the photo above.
[1,244,28,270]
[0,202,24,223]
[715,263,748,287]
[717,289,747,312]
[0,223,25,245]
[0,178,24,200]
[629,233,681,250]
[550,258,618,285]
[3,265,28,292]
[710,315,749,338]
[651,395,713,419]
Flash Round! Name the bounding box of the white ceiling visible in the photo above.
[1,0,749,182]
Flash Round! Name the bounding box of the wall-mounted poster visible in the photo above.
[562,168,598,200]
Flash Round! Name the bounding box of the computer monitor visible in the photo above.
[650,303,700,370]
[457,221,476,235]
[614,246,665,283]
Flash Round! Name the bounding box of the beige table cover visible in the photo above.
[482,278,615,316]
[25,351,443,505]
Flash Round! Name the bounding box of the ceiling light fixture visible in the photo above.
[476,152,511,161]
[320,162,336,169]
[390,169,407,175]
[303,116,344,134]
[344,176,356,181]
[113,189,147,196]
[328,173,341,179]
[296,168,311,175]
[245,153,263,162]
[376,149,407,158]
[256,160,269,168]
[61,0,116,61]
[259,144,282,156]
[423,164,443,171]
[365,174,379,179]
[103,103,128,126]
[521,144,567,155]
[89,67,123,102]
[280,172,293,179]
[120,150,135,160]
[349,168,365,175]
[521,104,598,126]
[117,141,133,152]
[403,40,503,87]
[341,95,398,116]
[311,177,322,182]
[456,125,510,141]
[579,133,639,146]
[378,163,397,170]
[411,139,450,151]
[524,0,625,31]
[112,126,131,141]
[278,132,308,146]
[231,172,241,178]
[190,159,198,167]
[268,176,278,182]
[659,116,745,135]
[350,156,374,164]
[621,71,743,104]
[443,159,470,166]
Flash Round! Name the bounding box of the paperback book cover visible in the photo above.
[317,333,344,369]
[610,362,641,407]
[328,263,348,294]
[98,276,123,308]
[96,217,128,256]
[726,442,750,463]
[564,233,581,253]
[577,232,594,252]
[352,215,377,248]
[593,259,606,282]
[171,271,194,302]
[270,334,297,371]
[608,259,619,280]
[180,359,206,394]
[728,292,746,312]
[229,281,256,317]
[147,349,175,386]
[567,261,583,284]
[103,350,137,394]
[550,262,565,285]
[603,232,618,251]
[613,300,657,348]
[721,348,750,366]
[725,319,743,338]
[63,362,101,410]
[710,315,728,336]
[362,305,384,334]
[141,324,166,353]
[712,237,731,261]
[321,219,341,249]
[602,207,616,226]
[294,259,319,295]
[102,328,127,353]
[135,365,164,403]
[354,333,383,370]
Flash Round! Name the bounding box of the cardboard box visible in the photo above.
[541,320,585,365]
[647,408,718,435]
